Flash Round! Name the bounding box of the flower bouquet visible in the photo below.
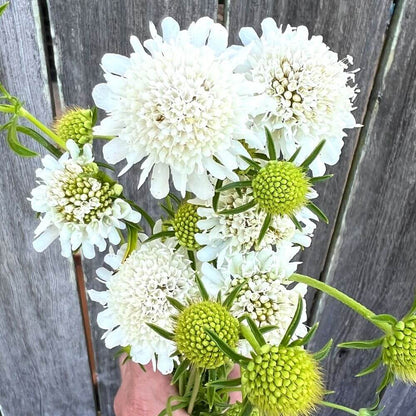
[1,3,415,415]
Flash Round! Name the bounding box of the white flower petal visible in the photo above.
[101,53,131,76]
[150,163,170,199]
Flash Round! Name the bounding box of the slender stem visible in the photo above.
[321,401,358,415]
[240,324,262,354]
[290,274,390,332]
[187,367,201,414]
[18,108,66,149]
[184,365,196,396]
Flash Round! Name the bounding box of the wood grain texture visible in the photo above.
[308,0,416,413]
[228,0,393,311]
[0,1,95,415]
[46,1,218,414]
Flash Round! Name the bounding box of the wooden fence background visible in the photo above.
[0,0,415,415]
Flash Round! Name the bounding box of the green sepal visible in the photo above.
[223,281,245,309]
[114,345,132,364]
[358,407,384,416]
[288,147,301,163]
[166,296,186,312]
[204,328,250,367]
[160,204,175,218]
[313,339,333,361]
[146,323,175,341]
[219,199,256,216]
[144,230,175,243]
[91,106,98,126]
[300,140,326,170]
[16,125,62,158]
[376,369,394,395]
[122,223,138,261]
[281,295,303,346]
[265,127,276,160]
[253,152,269,161]
[171,358,190,385]
[404,293,416,319]
[338,338,384,350]
[309,174,334,184]
[95,161,115,171]
[207,377,241,388]
[241,316,266,347]
[307,202,329,224]
[259,325,278,335]
[216,180,252,193]
[158,395,189,416]
[0,2,9,18]
[123,197,155,229]
[289,213,303,231]
[290,322,319,347]
[5,118,38,157]
[240,397,254,416]
[213,179,223,212]
[257,213,272,247]
[355,356,382,378]
[196,274,210,301]
[371,314,397,327]
[240,155,261,171]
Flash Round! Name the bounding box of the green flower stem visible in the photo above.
[187,366,201,415]
[240,324,262,354]
[321,401,358,415]
[18,108,66,149]
[290,274,391,332]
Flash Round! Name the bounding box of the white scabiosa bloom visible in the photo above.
[93,16,258,200]
[238,18,359,175]
[201,249,308,355]
[195,188,317,266]
[30,140,140,259]
[88,240,198,374]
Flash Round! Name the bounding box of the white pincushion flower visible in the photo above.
[93,16,258,200]
[202,249,308,355]
[30,140,140,259]
[88,240,198,374]
[195,188,316,266]
[238,18,359,175]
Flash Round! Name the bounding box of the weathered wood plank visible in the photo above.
[308,0,416,413]
[228,0,393,311]
[47,1,218,414]
[0,1,95,415]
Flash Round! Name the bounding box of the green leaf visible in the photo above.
[281,295,303,346]
[376,369,394,395]
[123,224,138,260]
[166,296,186,312]
[265,127,276,160]
[160,204,175,218]
[95,161,115,171]
[242,316,266,347]
[288,147,301,163]
[0,2,9,18]
[259,325,278,335]
[240,155,261,171]
[207,378,241,388]
[188,250,196,271]
[371,314,397,327]
[338,338,384,350]
[216,180,252,193]
[91,106,98,126]
[6,119,38,157]
[123,197,155,229]
[213,179,223,212]
[144,230,175,243]
[204,328,250,366]
[309,174,334,184]
[196,274,209,301]
[240,397,254,416]
[257,213,272,247]
[171,358,190,385]
[404,293,416,319]
[289,214,303,231]
[307,202,329,224]
[16,125,62,158]
[290,322,319,347]
[146,323,174,341]
[300,140,326,169]
[313,339,333,361]
[253,152,269,161]
[223,281,245,310]
[356,356,382,378]
[219,199,256,216]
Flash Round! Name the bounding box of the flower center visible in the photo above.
[173,203,201,250]
[55,108,93,145]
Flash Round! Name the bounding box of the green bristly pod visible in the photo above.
[252,161,309,217]
[175,300,239,369]
[172,203,201,250]
[55,108,94,145]
[382,316,416,383]
[241,344,324,416]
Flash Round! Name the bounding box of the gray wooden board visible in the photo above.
[228,0,393,316]
[308,0,416,414]
[46,1,218,414]
[0,1,95,415]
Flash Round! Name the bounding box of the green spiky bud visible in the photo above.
[172,203,201,250]
[175,301,239,369]
[252,161,309,216]
[55,108,94,145]
[226,402,259,416]
[242,344,324,416]
[382,316,416,383]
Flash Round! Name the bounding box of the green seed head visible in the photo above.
[175,301,239,369]
[226,402,259,416]
[252,161,309,216]
[382,316,416,383]
[172,203,201,250]
[55,108,94,145]
[242,344,324,416]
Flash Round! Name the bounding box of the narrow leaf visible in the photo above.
[213,179,223,212]
[307,202,329,224]
[123,198,155,229]
[171,359,190,385]
[371,314,397,327]
[300,140,326,169]
[166,296,186,312]
[288,147,301,163]
[144,230,175,243]
[219,199,256,216]
[259,325,278,335]
[404,293,416,319]
[265,127,276,160]
[160,204,175,218]
[207,378,241,388]
[196,274,209,301]
[289,214,303,231]
[376,369,394,394]
[216,180,252,193]
[240,398,253,416]
[0,2,9,18]
[290,322,319,347]
[91,106,98,126]
[281,295,303,346]
[253,152,269,161]
[338,338,384,350]
[123,224,138,261]
[16,125,62,158]
[204,328,250,366]
[95,161,115,171]
[309,174,334,184]
[257,213,272,247]
[223,281,245,309]
[7,121,38,157]
[356,356,382,378]
[242,316,266,347]
[240,155,261,171]
[146,323,174,341]
[313,339,333,361]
